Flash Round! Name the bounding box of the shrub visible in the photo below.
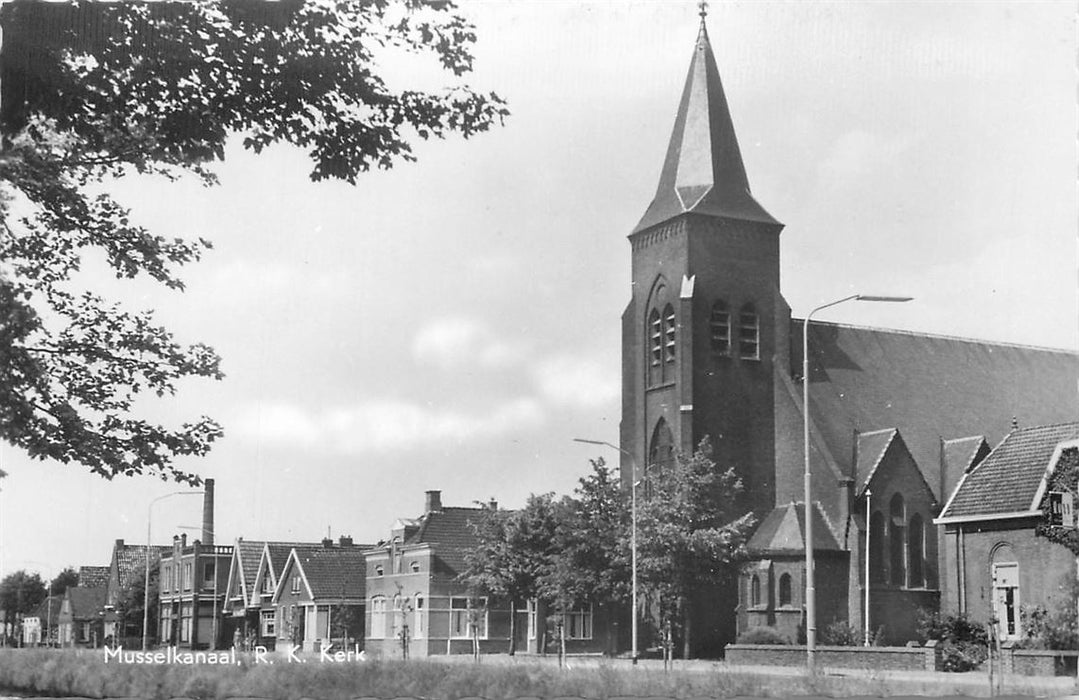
[916,610,988,672]
[818,619,885,646]
[736,626,790,645]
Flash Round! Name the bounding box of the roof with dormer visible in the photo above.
[634,18,780,233]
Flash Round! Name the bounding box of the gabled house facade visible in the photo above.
[104,539,170,645]
[22,595,61,646]
[936,423,1079,641]
[57,586,106,647]
[271,538,371,652]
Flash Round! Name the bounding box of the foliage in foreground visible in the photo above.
[0,648,1072,700]
[917,611,989,672]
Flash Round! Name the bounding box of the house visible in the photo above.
[22,595,61,646]
[935,423,1079,641]
[271,537,372,652]
[57,586,106,647]
[364,491,510,659]
[618,12,1079,654]
[158,479,232,649]
[104,539,171,645]
[223,538,328,650]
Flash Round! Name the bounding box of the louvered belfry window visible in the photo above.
[710,301,731,356]
[739,303,759,359]
[663,304,676,363]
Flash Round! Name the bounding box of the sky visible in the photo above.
[0,0,1076,582]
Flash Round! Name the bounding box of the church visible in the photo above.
[619,13,1078,656]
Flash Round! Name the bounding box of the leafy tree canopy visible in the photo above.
[48,567,79,596]
[0,570,47,618]
[0,0,508,483]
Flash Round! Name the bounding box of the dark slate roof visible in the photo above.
[747,502,842,555]
[406,507,486,574]
[115,544,170,589]
[633,19,779,233]
[66,586,106,619]
[77,566,109,588]
[294,546,373,600]
[855,428,897,494]
[941,436,991,497]
[940,422,1079,520]
[799,320,1079,501]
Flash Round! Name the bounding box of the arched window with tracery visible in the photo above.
[889,494,906,586]
[778,573,792,607]
[869,511,885,583]
[739,303,759,360]
[710,300,731,356]
[649,418,674,471]
[908,513,924,588]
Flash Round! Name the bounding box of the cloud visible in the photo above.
[233,397,545,454]
[412,317,523,369]
[532,355,620,410]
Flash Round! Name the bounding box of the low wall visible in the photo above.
[725,642,940,672]
[1003,646,1079,677]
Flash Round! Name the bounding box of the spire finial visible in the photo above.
[698,0,708,19]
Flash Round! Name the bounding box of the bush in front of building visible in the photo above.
[736,626,791,645]
[817,620,885,646]
[916,610,988,672]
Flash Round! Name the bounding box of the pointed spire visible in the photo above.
[634,12,780,233]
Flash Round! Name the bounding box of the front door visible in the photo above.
[991,562,1021,640]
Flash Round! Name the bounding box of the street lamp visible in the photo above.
[573,437,640,665]
[144,490,203,650]
[803,294,911,672]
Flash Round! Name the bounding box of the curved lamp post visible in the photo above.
[573,437,640,665]
[803,294,911,672]
[144,490,203,650]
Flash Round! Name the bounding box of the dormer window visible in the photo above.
[261,574,273,595]
[1048,491,1075,527]
[739,304,759,360]
[710,301,731,356]
[291,575,301,594]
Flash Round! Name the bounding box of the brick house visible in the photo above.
[57,586,106,647]
[223,538,323,649]
[158,533,233,649]
[270,538,371,652]
[103,539,170,645]
[619,13,1079,654]
[936,423,1079,641]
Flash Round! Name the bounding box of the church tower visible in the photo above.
[620,13,785,516]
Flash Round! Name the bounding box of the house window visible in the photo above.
[414,595,425,638]
[889,494,906,586]
[750,575,761,607]
[1048,491,1075,527]
[291,575,301,594]
[739,304,759,359]
[663,304,676,363]
[374,564,384,577]
[563,604,593,640]
[778,573,792,607]
[370,596,386,638]
[710,301,731,356]
[161,565,171,593]
[182,563,193,591]
[868,510,885,583]
[261,574,273,595]
[260,609,275,637]
[649,308,662,368]
[203,562,215,589]
[908,514,925,588]
[410,561,420,573]
[180,603,193,643]
[450,597,487,639]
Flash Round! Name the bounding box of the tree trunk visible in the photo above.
[508,597,516,656]
[682,598,692,660]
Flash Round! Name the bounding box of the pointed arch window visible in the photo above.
[739,303,759,360]
[710,300,731,356]
[889,494,906,586]
[908,514,924,588]
[649,418,674,470]
[750,575,761,607]
[869,511,885,583]
[663,304,676,363]
[778,573,792,607]
[649,308,662,368]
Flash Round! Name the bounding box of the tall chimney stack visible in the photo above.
[202,478,215,546]
[425,490,442,513]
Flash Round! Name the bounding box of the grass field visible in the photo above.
[0,648,1075,699]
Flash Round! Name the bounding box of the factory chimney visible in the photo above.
[202,478,215,546]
